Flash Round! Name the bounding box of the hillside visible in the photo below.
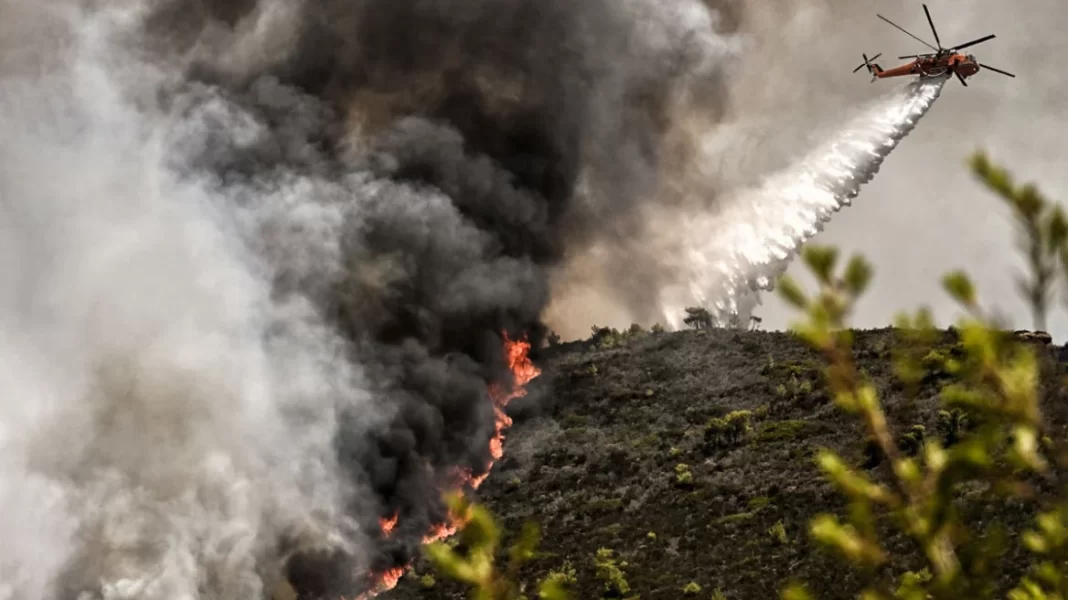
[386,326,1068,600]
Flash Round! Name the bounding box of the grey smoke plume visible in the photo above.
[0,7,364,600]
[657,74,950,328]
[0,0,746,598]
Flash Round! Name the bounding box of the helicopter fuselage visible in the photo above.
[875,52,980,79]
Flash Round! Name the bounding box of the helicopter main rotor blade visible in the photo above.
[898,54,931,59]
[922,4,942,48]
[877,13,939,51]
[951,34,996,51]
[956,71,968,86]
[980,63,1016,78]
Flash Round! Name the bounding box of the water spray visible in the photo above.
[662,74,949,328]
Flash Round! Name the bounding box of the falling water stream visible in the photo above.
[662,74,950,327]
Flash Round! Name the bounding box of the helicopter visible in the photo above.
[852,4,1015,87]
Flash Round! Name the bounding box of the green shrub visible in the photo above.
[588,322,652,349]
[757,420,812,444]
[674,463,694,486]
[896,424,926,457]
[594,548,635,599]
[704,410,753,450]
[683,306,713,330]
[769,368,824,412]
[768,520,788,545]
[725,410,753,442]
[936,408,972,448]
[543,561,578,588]
[775,149,1068,599]
[704,417,729,448]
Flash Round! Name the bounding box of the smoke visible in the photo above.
[0,0,747,598]
[544,1,1059,340]
[0,5,375,600]
[657,74,950,328]
[687,0,1067,338]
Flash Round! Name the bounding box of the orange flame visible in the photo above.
[485,332,541,463]
[373,567,406,593]
[356,331,540,596]
[378,513,398,537]
[353,565,409,600]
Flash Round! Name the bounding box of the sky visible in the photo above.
[7,0,1065,342]
[724,0,1068,339]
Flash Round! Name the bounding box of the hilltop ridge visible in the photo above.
[383,325,1068,600]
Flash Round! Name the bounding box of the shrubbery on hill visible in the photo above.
[418,151,1068,600]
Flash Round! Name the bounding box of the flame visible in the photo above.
[372,567,406,593]
[355,331,541,597]
[485,332,541,462]
[378,513,398,537]
[354,565,409,600]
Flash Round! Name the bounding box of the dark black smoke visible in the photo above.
[135,0,741,595]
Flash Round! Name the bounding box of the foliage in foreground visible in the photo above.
[423,493,570,600]
[421,152,1068,600]
[775,151,1068,600]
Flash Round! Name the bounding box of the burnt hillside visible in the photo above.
[385,326,1068,600]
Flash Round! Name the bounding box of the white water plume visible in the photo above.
[660,74,949,328]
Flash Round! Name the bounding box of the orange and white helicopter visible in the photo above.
[853,4,1015,87]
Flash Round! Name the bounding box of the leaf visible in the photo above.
[781,582,815,600]
[1010,425,1048,474]
[1045,206,1068,251]
[844,255,874,297]
[810,514,887,566]
[538,578,571,600]
[509,521,541,566]
[1016,184,1045,220]
[968,150,1015,201]
[816,449,893,503]
[1023,530,1049,554]
[777,275,809,309]
[803,245,839,284]
[425,543,479,583]
[942,271,977,307]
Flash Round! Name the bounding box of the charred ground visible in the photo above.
[377,325,1068,600]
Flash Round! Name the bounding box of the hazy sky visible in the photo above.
[729,0,1068,338]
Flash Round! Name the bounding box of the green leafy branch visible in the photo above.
[779,150,1068,600]
[424,492,571,600]
[970,151,1068,332]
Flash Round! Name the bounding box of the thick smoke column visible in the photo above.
[0,8,365,600]
[659,74,949,326]
[0,0,744,599]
